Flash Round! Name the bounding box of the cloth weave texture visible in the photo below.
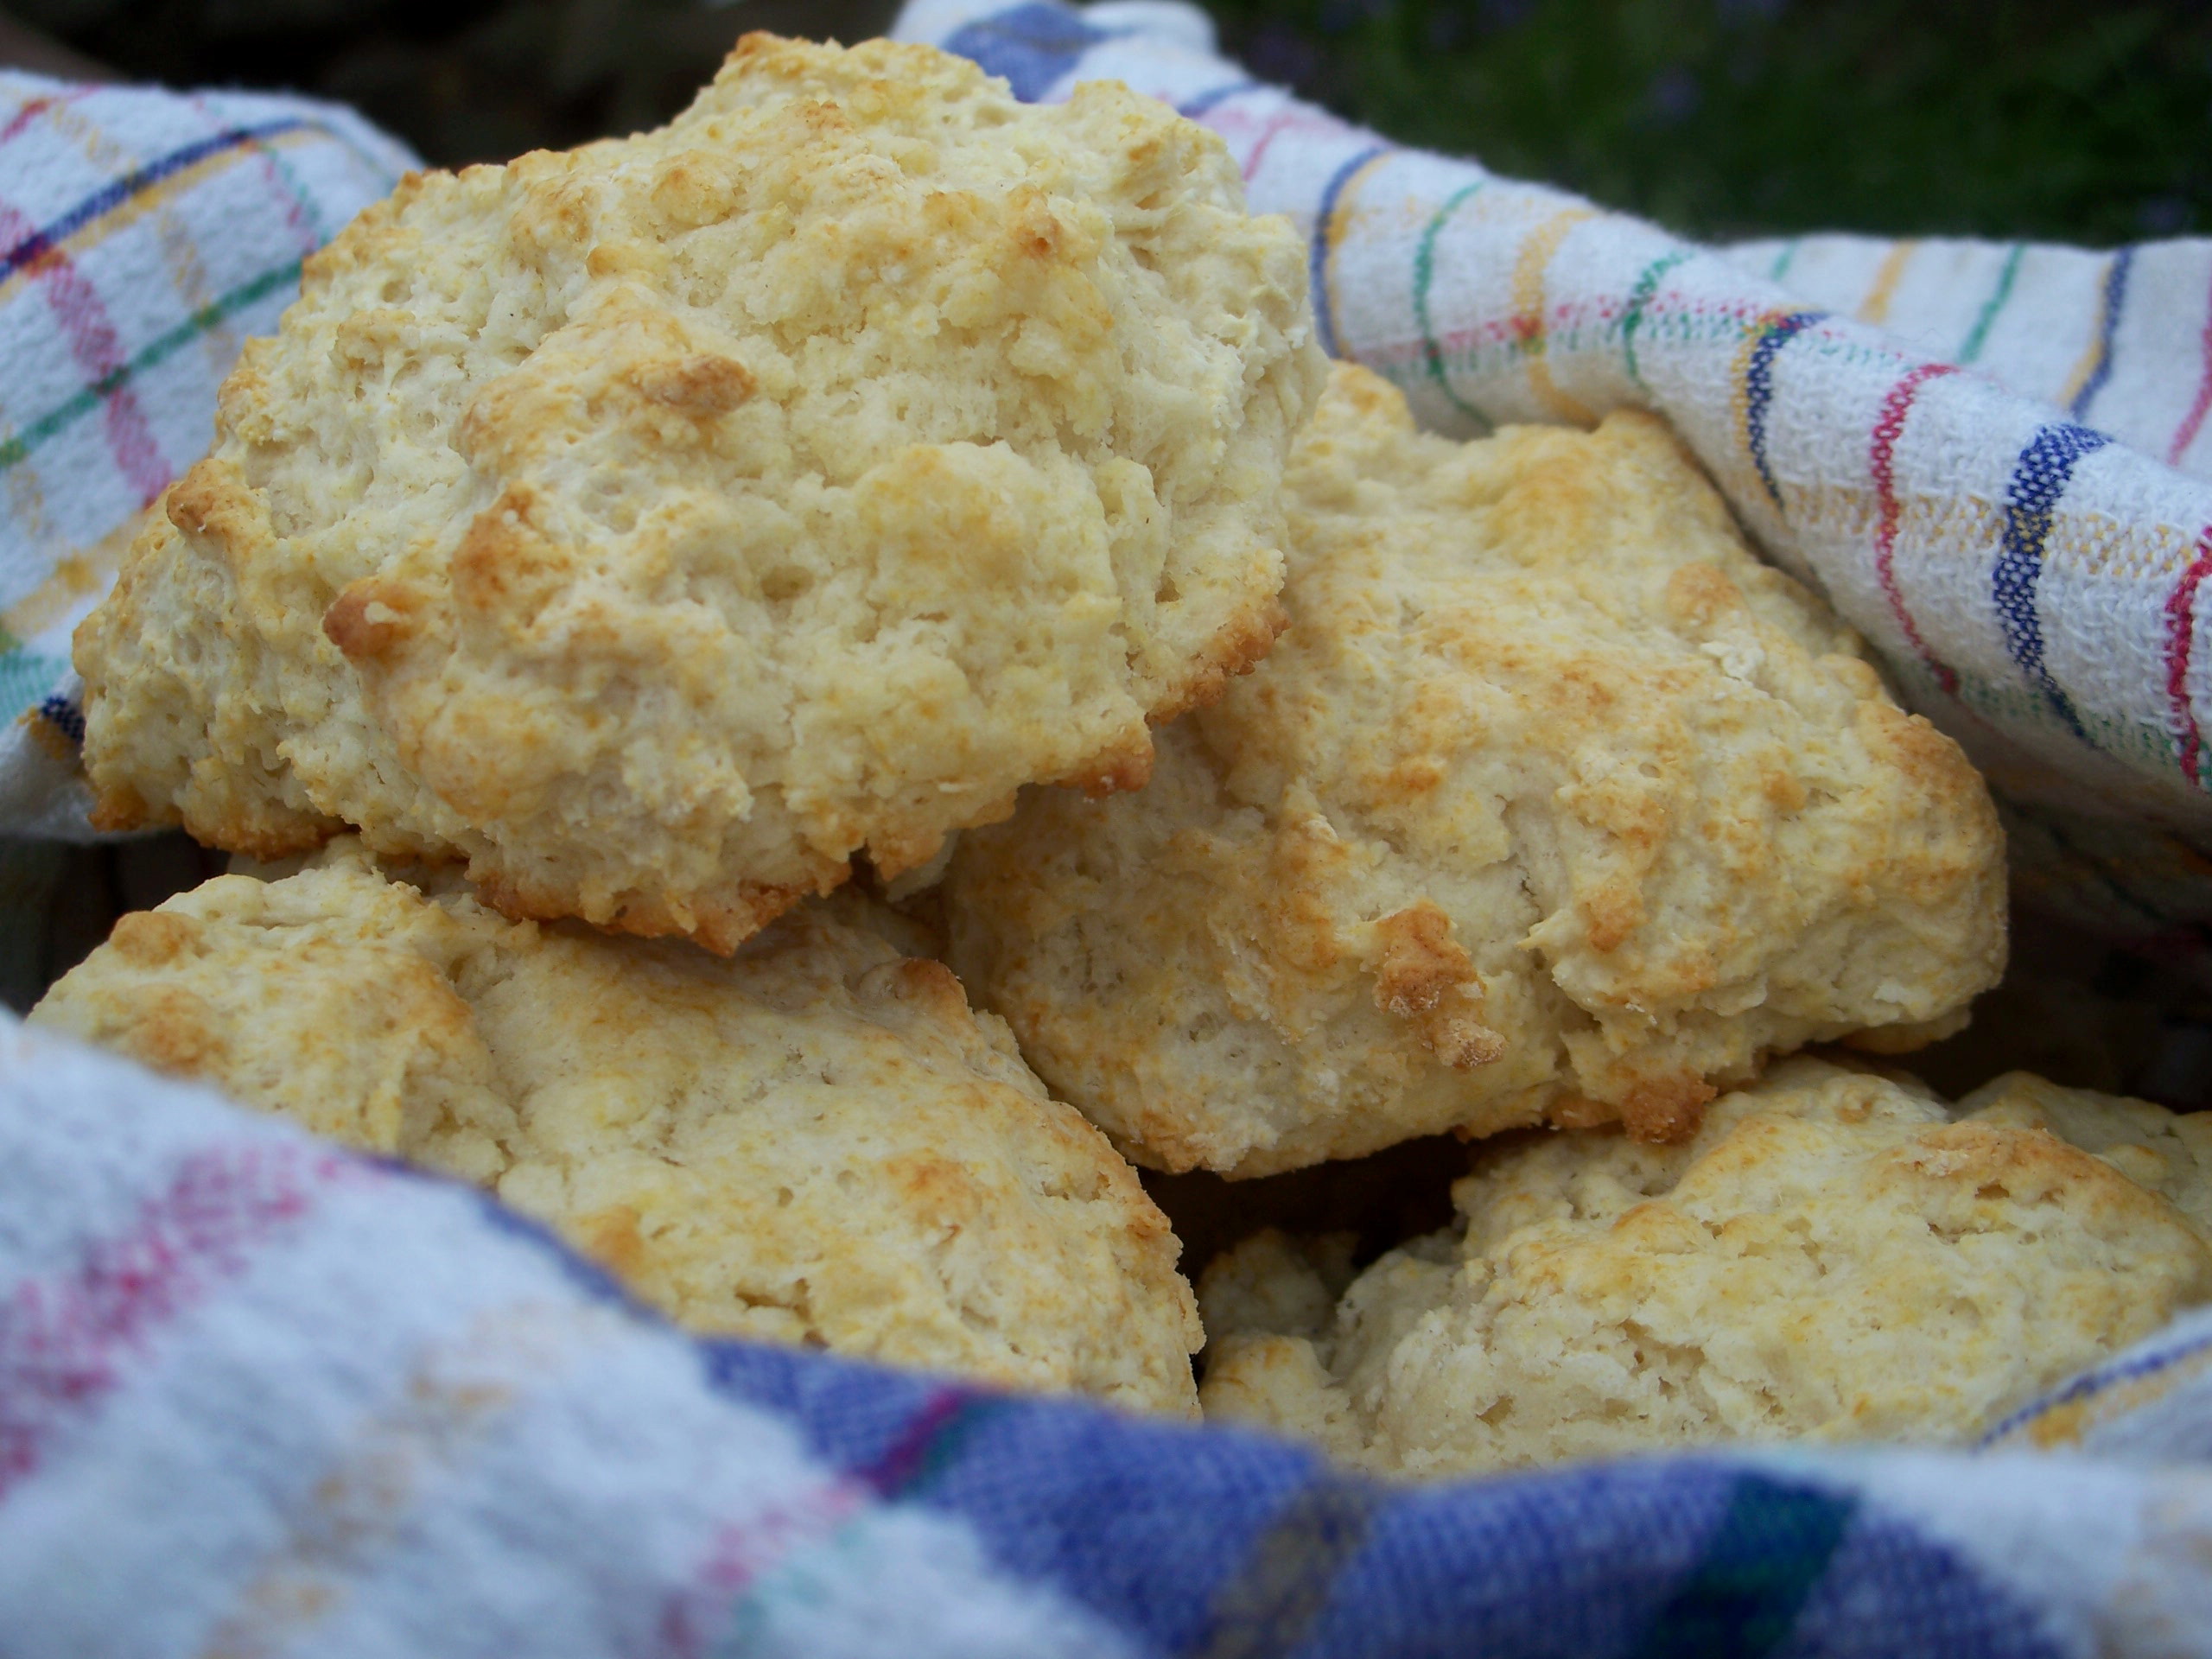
[0,71,410,836]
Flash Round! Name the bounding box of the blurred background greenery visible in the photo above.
[1210,0,2212,244]
[1,0,2207,239]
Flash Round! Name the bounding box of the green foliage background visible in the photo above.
[1204,0,2212,244]
[10,0,2209,243]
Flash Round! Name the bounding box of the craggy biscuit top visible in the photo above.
[1955,1070,2212,1239]
[944,365,2006,1175]
[1197,1058,2212,1473]
[30,842,1202,1415]
[77,34,1324,950]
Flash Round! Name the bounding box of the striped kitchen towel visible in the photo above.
[896,0,2212,951]
[0,72,412,836]
[9,1007,2212,1659]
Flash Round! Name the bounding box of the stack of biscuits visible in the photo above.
[30,34,2212,1468]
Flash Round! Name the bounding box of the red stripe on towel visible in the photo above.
[0,1143,351,1497]
[1870,362,1961,696]
[2164,528,2212,786]
[0,193,171,505]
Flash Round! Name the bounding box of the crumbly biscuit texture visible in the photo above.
[77,35,1324,950]
[1197,1058,2212,1473]
[32,842,1201,1414]
[946,365,2005,1174]
[1957,1070,2212,1239]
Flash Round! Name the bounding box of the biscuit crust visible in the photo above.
[1955,1069,2212,1238]
[945,365,2007,1174]
[1197,1058,2212,1472]
[31,843,1202,1414]
[77,35,1323,949]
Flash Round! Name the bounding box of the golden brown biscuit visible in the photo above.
[31,842,1201,1415]
[944,365,2006,1175]
[77,35,1324,951]
[1955,1070,2212,1238]
[1198,1058,2212,1473]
